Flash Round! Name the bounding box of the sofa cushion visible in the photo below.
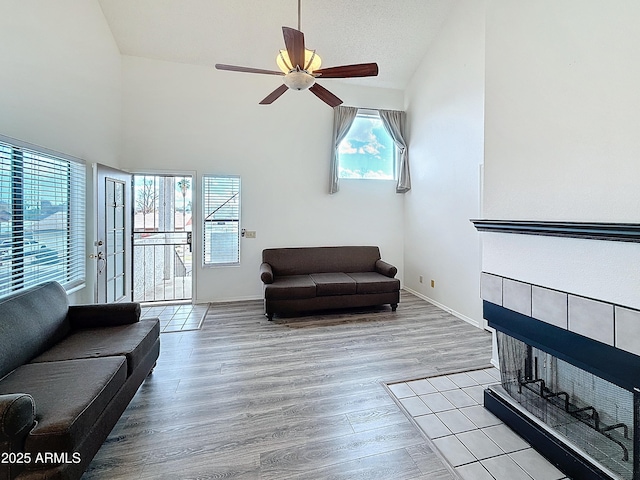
[0,282,70,379]
[310,273,357,296]
[263,246,381,276]
[0,357,126,456]
[30,319,160,376]
[347,272,401,294]
[264,275,316,300]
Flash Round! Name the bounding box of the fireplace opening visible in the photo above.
[493,331,637,480]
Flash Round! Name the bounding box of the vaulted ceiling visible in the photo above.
[98,0,457,90]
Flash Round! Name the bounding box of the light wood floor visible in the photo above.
[82,291,493,480]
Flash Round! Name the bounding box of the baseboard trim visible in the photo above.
[194,290,483,330]
[403,287,481,329]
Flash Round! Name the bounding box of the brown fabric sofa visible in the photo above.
[0,281,160,480]
[260,246,400,320]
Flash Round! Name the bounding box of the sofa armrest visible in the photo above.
[375,259,398,278]
[260,262,274,284]
[0,394,35,442]
[68,302,141,329]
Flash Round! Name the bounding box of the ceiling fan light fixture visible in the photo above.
[283,70,315,90]
[215,15,378,106]
[276,48,322,74]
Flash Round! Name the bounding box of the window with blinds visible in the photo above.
[203,175,240,265]
[0,138,86,299]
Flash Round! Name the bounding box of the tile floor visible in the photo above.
[141,302,210,333]
[386,367,570,480]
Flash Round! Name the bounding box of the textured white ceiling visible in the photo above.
[97,0,457,90]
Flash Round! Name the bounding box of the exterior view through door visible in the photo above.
[133,174,193,302]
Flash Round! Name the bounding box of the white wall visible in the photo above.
[120,56,405,303]
[483,0,640,309]
[0,0,122,303]
[0,0,121,165]
[403,0,486,326]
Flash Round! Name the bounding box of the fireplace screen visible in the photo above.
[496,332,637,480]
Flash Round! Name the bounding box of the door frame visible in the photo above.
[131,170,196,303]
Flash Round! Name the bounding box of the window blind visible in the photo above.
[0,139,85,298]
[203,175,240,265]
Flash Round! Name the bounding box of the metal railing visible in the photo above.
[133,231,191,302]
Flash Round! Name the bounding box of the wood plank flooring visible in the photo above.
[82,291,493,479]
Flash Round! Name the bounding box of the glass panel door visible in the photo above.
[105,178,126,302]
[95,164,131,303]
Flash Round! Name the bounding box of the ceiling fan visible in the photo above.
[214,1,378,107]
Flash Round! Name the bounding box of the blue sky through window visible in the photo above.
[338,113,395,180]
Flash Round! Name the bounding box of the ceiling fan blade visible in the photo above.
[215,64,283,76]
[314,63,379,79]
[309,84,343,107]
[282,26,305,70]
[259,84,289,105]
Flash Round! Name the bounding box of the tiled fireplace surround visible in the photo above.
[481,273,640,353]
[480,271,640,480]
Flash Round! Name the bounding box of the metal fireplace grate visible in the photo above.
[496,332,636,480]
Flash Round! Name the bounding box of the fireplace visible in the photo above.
[480,274,640,480]
[494,331,636,479]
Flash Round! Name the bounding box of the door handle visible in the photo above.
[90,251,106,274]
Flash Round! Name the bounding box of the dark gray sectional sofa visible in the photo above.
[260,246,400,320]
[0,281,160,480]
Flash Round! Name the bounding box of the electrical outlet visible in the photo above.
[244,230,256,238]
[430,279,435,288]
[419,275,423,283]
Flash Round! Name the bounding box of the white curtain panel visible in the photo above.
[379,109,411,193]
[329,105,358,194]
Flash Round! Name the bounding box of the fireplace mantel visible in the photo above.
[471,219,640,243]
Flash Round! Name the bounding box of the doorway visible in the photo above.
[132,174,193,302]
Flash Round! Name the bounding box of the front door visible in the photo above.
[95,164,132,303]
